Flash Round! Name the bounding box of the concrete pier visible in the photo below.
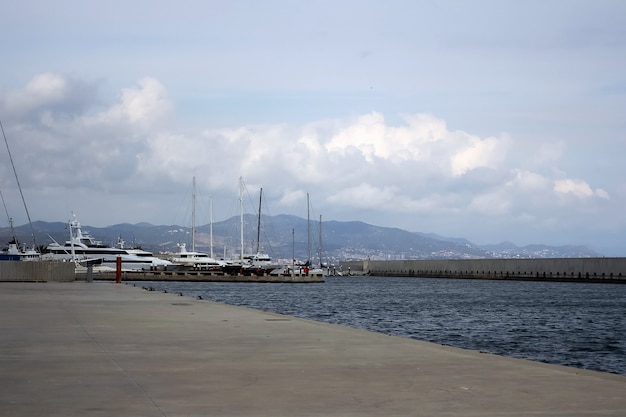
[0,261,324,283]
[1,281,625,416]
[90,270,325,283]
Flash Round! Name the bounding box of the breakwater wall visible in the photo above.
[0,261,75,282]
[339,258,626,283]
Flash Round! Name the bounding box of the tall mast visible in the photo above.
[1,120,37,250]
[319,214,323,268]
[307,193,311,264]
[256,188,262,254]
[239,176,244,261]
[191,176,196,252]
[209,196,214,258]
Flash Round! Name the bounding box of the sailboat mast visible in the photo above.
[191,177,196,252]
[1,120,37,250]
[319,214,323,268]
[239,176,244,261]
[256,188,262,254]
[209,196,214,259]
[307,193,311,264]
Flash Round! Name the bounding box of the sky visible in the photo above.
[1,0,625,255]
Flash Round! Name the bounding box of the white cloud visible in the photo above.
[278,189,307,207]
[507,170,550,191]
[553,179,611,201]
[1,73,623,254]
[451,134,509,177]
[595,188,610,200]
[324,112,387,162]
[554,179,594,199]
[99,77,173,128]
[8,73,68,112]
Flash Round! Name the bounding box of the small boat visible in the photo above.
[168,243,225,271]
[0,238,40,261]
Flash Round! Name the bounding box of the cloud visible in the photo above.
[1,75,177,194]
[0,73,621,254]
[116,77,173,127]
[8,73,68,111]
[450,134,509,176]
[554,179,610,200]
[2,73,99,122]
[507,170,551,192]
[468,192,512,215]
[327,183,399,209]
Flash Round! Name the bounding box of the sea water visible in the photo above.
[136,276,626,375]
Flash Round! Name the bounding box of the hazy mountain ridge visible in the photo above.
[2,216,602,262]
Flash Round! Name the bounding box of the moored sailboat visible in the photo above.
[167,177,224,271]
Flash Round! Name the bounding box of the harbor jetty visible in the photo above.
[340,257,626,283]
[1,281,624,416]
[0,260,324,283]
[90,269,324,283]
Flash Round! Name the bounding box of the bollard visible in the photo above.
[86,265,93,282]
[115,256,122,283]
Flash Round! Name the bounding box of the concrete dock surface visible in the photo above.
[1,282,624,417]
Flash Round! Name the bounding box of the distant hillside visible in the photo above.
[1,216,602,264]
[416,234,602,258]
[479,242,601,258]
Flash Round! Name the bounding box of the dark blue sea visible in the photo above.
[135,276,626,376]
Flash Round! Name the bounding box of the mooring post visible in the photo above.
[115,256,122,283]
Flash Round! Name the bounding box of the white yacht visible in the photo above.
[168,243,225,271]
[116,237,171,270]
[43,214,171,271]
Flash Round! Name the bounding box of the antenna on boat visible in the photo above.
[0,189,16,240]
[1,119,37,251]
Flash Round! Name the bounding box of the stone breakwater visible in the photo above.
[340,257,626,283]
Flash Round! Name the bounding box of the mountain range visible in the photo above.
[2,215,601,263]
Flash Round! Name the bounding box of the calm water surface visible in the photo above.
[137,276,626,375]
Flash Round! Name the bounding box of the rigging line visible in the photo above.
[0,119,37,249]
